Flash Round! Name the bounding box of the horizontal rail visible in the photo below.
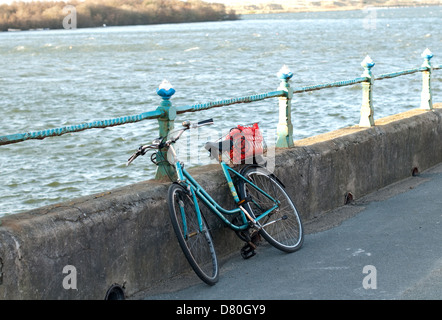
[291,65,439,94]
[0,91,286,146]
[176,90,286,114]
[375,67,426,80]
[0,109,163,146]
[293,77,368,93]
[0,53,440,149]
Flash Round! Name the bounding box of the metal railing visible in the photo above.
[1,48,440,179]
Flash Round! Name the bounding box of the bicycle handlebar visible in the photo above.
[182,118,214,129]
[126,144,157,166]
[195,118,214,127]
[126,118,214,166]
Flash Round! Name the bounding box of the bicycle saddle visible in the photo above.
[204,140,233,160]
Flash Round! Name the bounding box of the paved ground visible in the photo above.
[135,163,442,301]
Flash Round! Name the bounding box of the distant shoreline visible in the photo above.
[0,0,239,32]
[2,3,440,32]
[229,3,442,15]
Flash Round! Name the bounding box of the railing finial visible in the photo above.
[361,55,375,73]
[422,48,433,62]
[277,65,294,81]
[156,79,176,100]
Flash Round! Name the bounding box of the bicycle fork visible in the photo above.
[178,186,205,239]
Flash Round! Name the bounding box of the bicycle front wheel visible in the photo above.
[239,166,304,253]
[168,183,219,285]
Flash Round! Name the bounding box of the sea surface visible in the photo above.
[0,6,441,216]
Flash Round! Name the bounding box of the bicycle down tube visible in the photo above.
[175,160,279,232]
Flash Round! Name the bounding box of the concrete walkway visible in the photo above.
[137,163,442,300]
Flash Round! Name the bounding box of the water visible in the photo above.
[0,7,441,216]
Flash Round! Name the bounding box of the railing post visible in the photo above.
[155,80,177,180]
[421,48,433,110]
[359,56,375,127]
[276,65,294,148]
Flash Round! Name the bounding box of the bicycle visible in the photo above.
[127,118,303,285]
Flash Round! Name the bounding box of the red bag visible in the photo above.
[227,123,264,164]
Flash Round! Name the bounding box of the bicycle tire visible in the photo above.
[238,166,304,253]
[167,183,219,285]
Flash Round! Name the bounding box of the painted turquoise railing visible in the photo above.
[0,48,440,179]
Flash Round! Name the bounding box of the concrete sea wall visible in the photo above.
[0,104,441,299]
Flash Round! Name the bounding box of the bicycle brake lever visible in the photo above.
[126,146,146,166]
[127,152,139,166]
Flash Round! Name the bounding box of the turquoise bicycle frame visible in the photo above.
[175,160,280,233]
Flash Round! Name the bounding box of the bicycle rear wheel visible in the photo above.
[239,166,303,253]
[168,183,219,285]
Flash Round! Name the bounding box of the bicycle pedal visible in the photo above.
[240,243,256,259]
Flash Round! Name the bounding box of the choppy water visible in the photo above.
[1,6,441,216]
